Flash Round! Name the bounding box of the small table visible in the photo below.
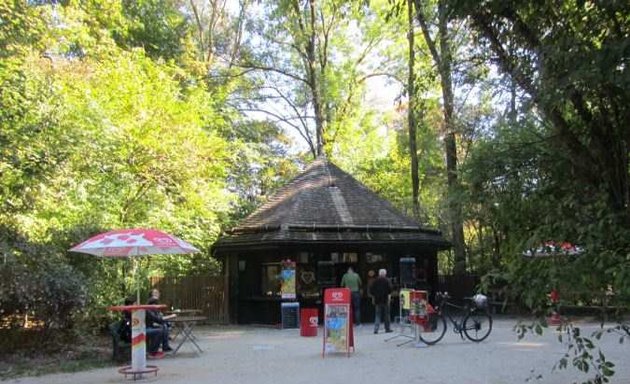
[167,308,202,316]
[109,304,165,380]
[166,309,202,340]
[169,315,207,355]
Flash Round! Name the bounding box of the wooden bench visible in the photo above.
[109,320,131,362]
[486,288,511,314]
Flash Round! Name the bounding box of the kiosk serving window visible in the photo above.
[261,263,281,296]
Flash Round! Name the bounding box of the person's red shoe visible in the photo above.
[148,351,165,359]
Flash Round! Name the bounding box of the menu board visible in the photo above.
[281,302,300,329]
[322,288,354,357]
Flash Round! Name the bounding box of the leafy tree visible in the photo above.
[186,0,250,68]
[414,0,468,275]
[118,0,190,62]
[452,1,630,382]
[0,1,247,338]
[239,0,393,158]
[222,120,300,222]
[454,0,630,223]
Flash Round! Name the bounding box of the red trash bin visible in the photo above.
[300,308,318,337]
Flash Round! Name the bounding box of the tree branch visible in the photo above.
[234,62,309,85]
[414,0,442,69]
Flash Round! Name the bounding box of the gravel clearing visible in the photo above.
[6,317,630,384]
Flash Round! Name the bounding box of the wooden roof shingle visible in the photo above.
[214,158,450,251]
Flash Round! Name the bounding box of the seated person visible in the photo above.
[146,296,175,352]
[121,297,164,358]
[148,289,177,322]
[119,297,134,343]
[148,288,160,302]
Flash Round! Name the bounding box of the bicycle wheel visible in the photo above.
[418,313,447,345]
[462,310,492,342]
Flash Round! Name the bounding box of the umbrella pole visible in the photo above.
[134,258,140,304]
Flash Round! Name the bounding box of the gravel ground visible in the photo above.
[6,317,630,384]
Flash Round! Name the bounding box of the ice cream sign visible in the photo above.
[324,288,350,304]
[322,287,353,357]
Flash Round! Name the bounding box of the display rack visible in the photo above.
[385,288,416,346]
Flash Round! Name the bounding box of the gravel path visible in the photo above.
[6,318,630,384]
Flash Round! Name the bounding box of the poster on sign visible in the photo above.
[324,304,348,352]
[322,288,354,357]
[409,290,428,329]
[281,259,296,299]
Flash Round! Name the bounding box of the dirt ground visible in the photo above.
[5,317,630,384]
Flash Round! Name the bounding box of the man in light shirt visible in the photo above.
[341,266,362,326]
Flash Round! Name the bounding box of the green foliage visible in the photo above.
[0,0,275,343]
[1,2,303,348]
[0,2,47,58]
[0,241,87,332]
[118,0,190,62]
[555,324,617,384]
[451,1,630,382]
[335,118,445,228]
[241,0,397,157]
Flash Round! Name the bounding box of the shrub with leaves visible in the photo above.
[0,253,87,331]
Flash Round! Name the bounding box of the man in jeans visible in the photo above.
[146,292,176,353]
[340,266,362,325]
[121,297,165,359]
[369,268,393,334]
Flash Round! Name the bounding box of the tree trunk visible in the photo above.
[492,227,501,269]
[407,0,421,220]
[307,0,325,157]
[438,1,466,276]
[415,0,466,274]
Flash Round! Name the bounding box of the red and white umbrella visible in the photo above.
[522,241,583,258]
[69,228,199,257]
[70,228,199,302]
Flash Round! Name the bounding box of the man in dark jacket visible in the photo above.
[369,268,393,334]
[146,295,174,352]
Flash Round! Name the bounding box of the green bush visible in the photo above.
[0,254,87,331]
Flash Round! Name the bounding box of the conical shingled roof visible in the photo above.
[214,158,449,250]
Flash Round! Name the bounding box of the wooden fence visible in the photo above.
[149,275,228,324]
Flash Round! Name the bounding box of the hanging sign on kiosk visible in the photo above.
[400,288,412,311]
[281,259,296,299]
[322,288,354,357]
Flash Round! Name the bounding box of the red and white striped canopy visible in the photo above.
[69,228,199,257]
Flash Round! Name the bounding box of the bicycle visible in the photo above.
[417,291,493,345]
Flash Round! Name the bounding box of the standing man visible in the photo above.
[341,266,362,326]
[369,268,393,334]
